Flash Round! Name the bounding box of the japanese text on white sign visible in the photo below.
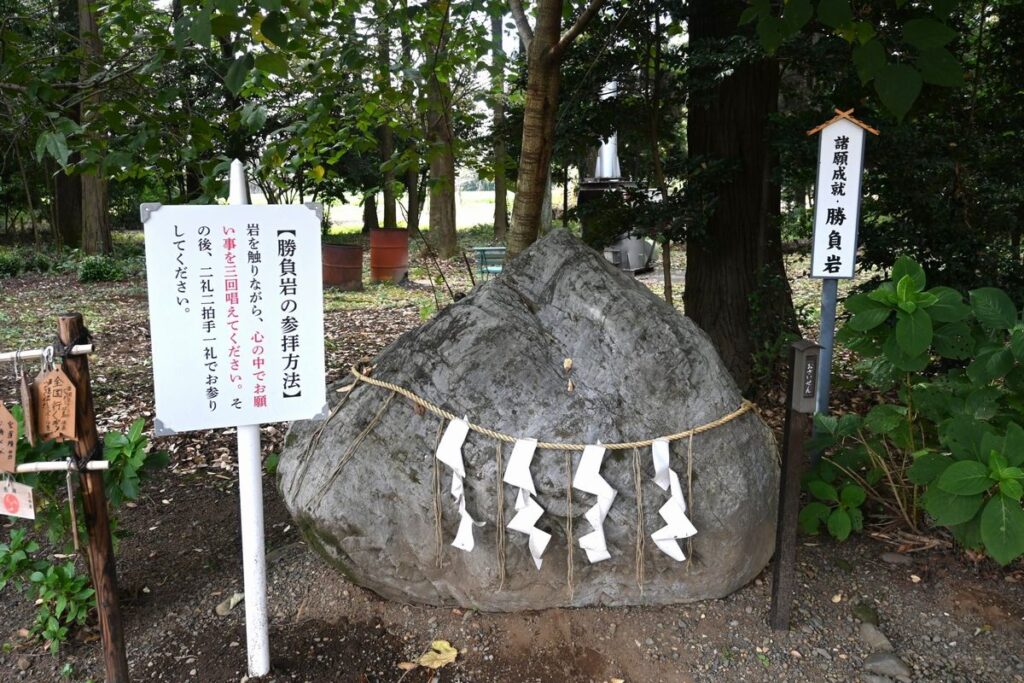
[143,204,327,435]
[810,118,865,279]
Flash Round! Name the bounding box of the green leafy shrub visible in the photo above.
[104,418,170,506]
[30,562,94,654]
[0,249,22,277]
[77,255,126,282]
[805,255,1024,566]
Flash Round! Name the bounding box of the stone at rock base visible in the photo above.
[278,229,779,611]
[859,622,895,652]
[864,652,912,680]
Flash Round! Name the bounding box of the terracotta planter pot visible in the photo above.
[322,243,363,291]
[369,228,409,283]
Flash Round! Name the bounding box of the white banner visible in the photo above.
[810,118,866,279]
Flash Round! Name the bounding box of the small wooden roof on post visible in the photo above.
[806,108,880,137]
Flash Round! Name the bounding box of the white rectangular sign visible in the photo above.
[142,204,327,435]
[810,118,865,279]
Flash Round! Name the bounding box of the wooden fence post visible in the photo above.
[59,313,129,683]
[769,339,821,631]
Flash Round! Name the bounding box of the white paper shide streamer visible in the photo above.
[572,444,616,563]
[435,418,480,551]
[650,438,698,561]
[503,438,550,569]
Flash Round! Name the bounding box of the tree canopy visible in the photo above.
[2,0,1022,387]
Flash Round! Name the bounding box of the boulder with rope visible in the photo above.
[278,229,779,610]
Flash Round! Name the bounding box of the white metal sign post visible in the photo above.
[807,109,878,420]
[141,160,327,677]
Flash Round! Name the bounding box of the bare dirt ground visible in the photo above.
[1,245,1023,683]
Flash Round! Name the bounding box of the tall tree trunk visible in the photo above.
[426,0,457,258]
[507,1,562,257]
[426,83,457,256]
[54,165,81,249]
[684,0,795,390]
[506,0,606,256]
[55,0,81,249]
[491,10,509,242]
[79,0,111,254]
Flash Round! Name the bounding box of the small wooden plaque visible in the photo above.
[33,367,77,443]
[18,372,37,447]
[0,403,16,473]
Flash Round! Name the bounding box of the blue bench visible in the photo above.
[472,246,506,279]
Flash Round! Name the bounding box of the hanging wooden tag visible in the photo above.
[0,404,16,473]
[33,367,77,443]
[18,372,37,447]
[1,479,34,520]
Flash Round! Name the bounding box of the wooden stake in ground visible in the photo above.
[59,313,129,683]
[770,339,820,631]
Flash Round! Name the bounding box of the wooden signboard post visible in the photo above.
[140,160,327,677]
[770,339,821,630]
[806,109,879,427]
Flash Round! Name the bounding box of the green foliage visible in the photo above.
[0,407,168,652]
[805,256,1024,565]
[264,451,280,477]
[0,250,21,277]
[104,418,169,507]
[29,562,94,655]
[745,0,964,120]
[0,529,44,592]
[0,247,59,278]
[77,255,126,283]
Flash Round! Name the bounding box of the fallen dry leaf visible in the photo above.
[397,662,418,671]
[417,640,459,669]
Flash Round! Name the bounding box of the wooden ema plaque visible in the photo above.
[0,403,15,473]
[18,372,37,447]
[32,367,76,442]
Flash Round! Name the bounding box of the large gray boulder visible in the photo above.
[278,230,778,610]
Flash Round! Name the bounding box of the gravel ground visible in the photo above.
[3,466,1022,683]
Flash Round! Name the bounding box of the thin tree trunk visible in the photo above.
[363,195,380,233]
[401,18,420,233]
[648,5,671,305]
[78,0,111,254]
[684,0,795,390]
[378,22,397,229]
[562,165,569,224]
[491,10,509,241]
[14,146,39,241]
[662,241,673,304]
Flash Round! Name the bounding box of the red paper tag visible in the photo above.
[1,480,34,520]
[0,404,16,473]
